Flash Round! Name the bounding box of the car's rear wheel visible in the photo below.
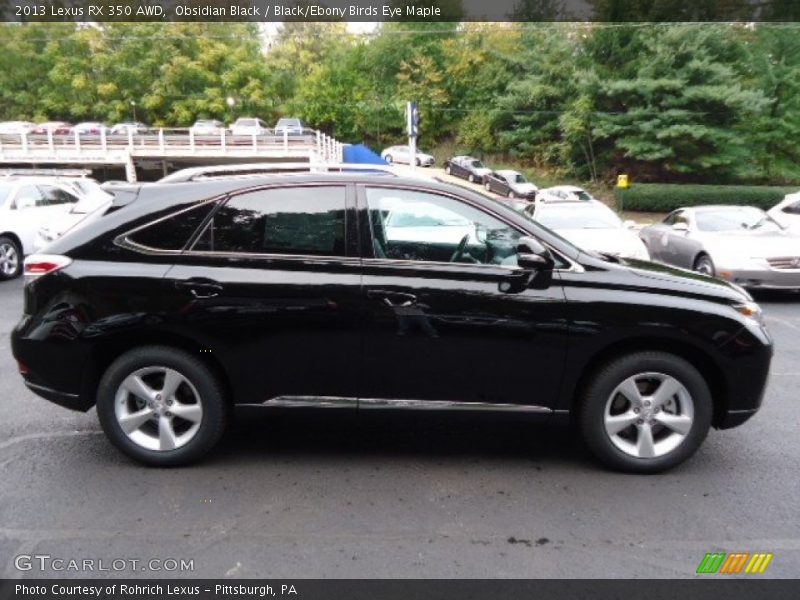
[694,254,715,276]
[468,173,476,183]
[0,235,22,280]
[484,181,491,191]
[96,346,227,466]
[578,352,712,473]
[508,191,516,199]
[444,164,451,175]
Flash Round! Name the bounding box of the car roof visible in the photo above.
[687,205,765,212]
[545,185,584,192]
[496,169,521,176]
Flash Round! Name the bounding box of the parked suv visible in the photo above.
[12,171,772,471]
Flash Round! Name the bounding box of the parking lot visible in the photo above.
[0,276,798,579]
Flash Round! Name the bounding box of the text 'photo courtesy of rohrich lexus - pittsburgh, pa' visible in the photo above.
[11,168,773,473]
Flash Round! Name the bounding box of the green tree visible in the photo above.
[593,25,769,181]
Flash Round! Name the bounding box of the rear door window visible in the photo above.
[192,186,347,257]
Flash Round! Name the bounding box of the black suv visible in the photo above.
[11,171,773,471]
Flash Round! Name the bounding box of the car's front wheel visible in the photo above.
[468,173,476,183]
[0,235,22,280]
[96,346,227,466]
[578,352,712,473]
[694,254,715,276]
[484,181,491,191]
[384,154,393,164]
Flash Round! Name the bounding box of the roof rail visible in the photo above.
[158,162,398,183]
[0,168,92,178]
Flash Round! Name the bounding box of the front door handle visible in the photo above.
[175,278,224,299]
[367,290,418,307]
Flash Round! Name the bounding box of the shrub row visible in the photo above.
[614,184,799,213]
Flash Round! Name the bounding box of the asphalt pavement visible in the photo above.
[0,277,798,579]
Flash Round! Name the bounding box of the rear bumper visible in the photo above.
[22,379,93,412]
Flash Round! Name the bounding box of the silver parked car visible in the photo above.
[381,145,435,167]
[639,205,800,290]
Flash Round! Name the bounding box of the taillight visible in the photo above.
[23,254,72,282]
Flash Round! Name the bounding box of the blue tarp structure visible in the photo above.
[342,144,388,165]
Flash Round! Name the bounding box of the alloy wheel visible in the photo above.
[603,372,694,459]
[0,242,19,277]
[114,366,203,452]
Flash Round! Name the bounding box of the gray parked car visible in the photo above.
[639,205,800,290]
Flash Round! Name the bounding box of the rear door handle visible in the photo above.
[175,278,224,299]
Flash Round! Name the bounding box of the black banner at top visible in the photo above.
[3,0,800,23]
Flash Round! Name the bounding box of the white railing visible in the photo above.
[0,127,344,164]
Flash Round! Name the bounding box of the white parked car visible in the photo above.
[274,117,305,136]
[524,199,649,260]
[110,122,148,135]
[0,177,88,279]
[0,121,36,135]
[230,117,269,136]
[34,180,114,253]
[71,122,108,136]
[381,145,435,167]
[537,185,597,203]
[190,119,225,136]
[767,191,800,233]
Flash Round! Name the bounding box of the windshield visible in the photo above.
[277,119,301,127]
[469,160,485,169]
[536,205,622,230]
[386,202,472,228]
[696,207,781,232]
[513,174,528,184]
[574,190,593,201]
[0,183,14,205]
[237,119,257,126]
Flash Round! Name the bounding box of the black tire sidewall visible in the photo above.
[0,235,23,280]
[579,352,713,473]
[96,346,227,466]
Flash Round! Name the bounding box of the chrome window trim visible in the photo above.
[116,182,351,259]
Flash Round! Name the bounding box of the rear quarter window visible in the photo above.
[127,202,217,251]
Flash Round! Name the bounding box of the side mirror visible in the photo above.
[517,236,554,271]
[672,222,690,233]
[16,197,37,210]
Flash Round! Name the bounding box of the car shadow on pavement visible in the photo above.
[210,411,589,468]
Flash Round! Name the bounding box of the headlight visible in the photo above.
[733,301,764,325]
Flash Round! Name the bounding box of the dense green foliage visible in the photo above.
[615,184,799,212]
[1,21,800,184]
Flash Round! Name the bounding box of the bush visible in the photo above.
[615,183,800,213]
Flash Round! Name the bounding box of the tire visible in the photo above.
[96,346,228,466]
[578,352,712,473]
[415,158,421,167]
[444,164,451,175]
[0,235,22,280]
[484,181,491,192]
[385,154,393,164]
[508,191,516,199]
[468,173,476,183]
[693,254,715,276]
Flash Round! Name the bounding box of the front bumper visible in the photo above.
[719,266,800,290]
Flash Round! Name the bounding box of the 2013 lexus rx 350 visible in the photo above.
[11,173,773,472]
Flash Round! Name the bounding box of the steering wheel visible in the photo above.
[449,235,470,263]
